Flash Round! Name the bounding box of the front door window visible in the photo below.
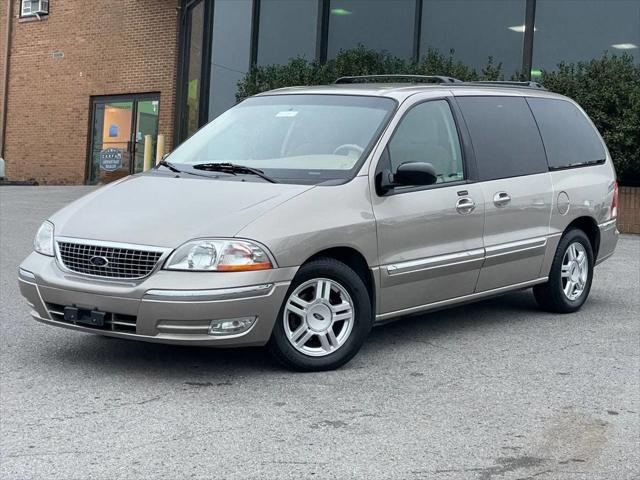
[387,100,465,185]
[88,95,160,185]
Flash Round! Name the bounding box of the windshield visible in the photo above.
[167,94,396,184]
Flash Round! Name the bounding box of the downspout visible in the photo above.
[0,0,13,160]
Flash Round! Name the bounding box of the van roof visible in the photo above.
[256,78,570,103]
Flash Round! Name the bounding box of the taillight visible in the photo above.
[611,181,619,219]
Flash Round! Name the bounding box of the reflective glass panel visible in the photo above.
[533,0,640,73]
[328,0,416,59]
[209,0,253,120]
[184,1,205,139]
[421,0,526,77]
[258,0,319,65]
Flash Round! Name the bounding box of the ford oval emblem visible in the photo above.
[89,256,109,267]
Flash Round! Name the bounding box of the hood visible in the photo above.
[50,174,313,247]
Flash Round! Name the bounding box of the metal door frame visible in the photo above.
[85,92,160,184]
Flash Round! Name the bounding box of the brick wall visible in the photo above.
[1,0,180,184]
[618,187,640,234]
[0,0,7,128]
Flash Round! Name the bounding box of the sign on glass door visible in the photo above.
[87,94,160,184]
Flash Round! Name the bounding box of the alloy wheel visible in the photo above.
[283,278,355,357]
[561,242,589,301]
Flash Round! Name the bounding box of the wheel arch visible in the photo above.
[565,216,600,259]
[305,246,376,312]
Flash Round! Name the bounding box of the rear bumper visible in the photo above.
[596,219,619,266]
[18,252,296,347]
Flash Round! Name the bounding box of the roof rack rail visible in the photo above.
[332,76,547,90]
[463,80,546,90]
[335,74,463,84]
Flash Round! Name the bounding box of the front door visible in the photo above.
[87,94,160,184]
[371,97,486,318]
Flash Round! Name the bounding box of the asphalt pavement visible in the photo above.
[1,186,638,480]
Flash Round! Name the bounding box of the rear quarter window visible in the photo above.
[456,96,548,181]
[526,97,606,169]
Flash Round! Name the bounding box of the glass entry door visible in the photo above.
[87,94,160,184]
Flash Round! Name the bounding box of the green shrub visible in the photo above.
[237,46,503,100]
[237,48,639,184]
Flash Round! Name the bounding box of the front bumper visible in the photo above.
[18,252,296,346]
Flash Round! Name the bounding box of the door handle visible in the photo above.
[493,191,511,207]
[456,197,475,214]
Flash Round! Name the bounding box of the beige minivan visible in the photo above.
[19,76,619,371]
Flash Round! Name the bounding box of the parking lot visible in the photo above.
[1,186,638,480]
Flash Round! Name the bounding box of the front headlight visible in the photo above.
[164,239,273,272]
[34,221,55,256]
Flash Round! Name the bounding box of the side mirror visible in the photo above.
[377,162,438,195]
[395,162,438,186]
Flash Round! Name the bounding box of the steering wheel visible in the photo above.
[333,144,365,156]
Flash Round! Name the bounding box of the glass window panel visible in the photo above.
[421,0,526,77]
[209,0,253,120]
[527,98,605,169]
[134,100,160,174]
[388,100,464,183]
[457,96,547,181]
[184,1,205,139]
[258,0,318,65]
[328,0,416,59]
[533,0,640,72]
[169,95,396,184]
[89,101,134,185]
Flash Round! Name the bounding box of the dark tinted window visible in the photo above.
[527,98,605,169]
[457,96,547,180]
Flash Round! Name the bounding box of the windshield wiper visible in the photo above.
[157,159,182,173]
[157,160,221,179]
[192,163,278,183]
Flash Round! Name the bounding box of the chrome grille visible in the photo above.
[57,240,164,279]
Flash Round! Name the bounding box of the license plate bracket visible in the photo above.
[64,307,106,327]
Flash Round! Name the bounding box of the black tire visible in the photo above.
[533,228,594,313]
[267,258,373,372]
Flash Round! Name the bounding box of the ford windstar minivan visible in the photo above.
[19,76,619,371]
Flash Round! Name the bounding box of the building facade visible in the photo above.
[177,0,640,141]
[0,0,639,184]
[0,0,180,184]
